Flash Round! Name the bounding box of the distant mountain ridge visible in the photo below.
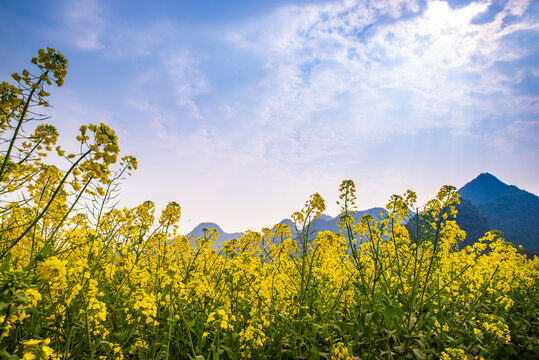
[186,208,387,245]
[308,208,387,238]
[186,173,539,251]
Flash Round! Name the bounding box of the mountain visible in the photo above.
[186,208,388,246]
[186,222,240,245]
[185,174,539,252]
[457,173,539,251]
[405,173,538,252]
[459,173,512,205]
[317,214,334,222]
[308,208,388,238]
[278,218,295,227]
[275,208,388,240]
[452,198,491,247]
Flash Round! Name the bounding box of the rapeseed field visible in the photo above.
[1,49,537,359]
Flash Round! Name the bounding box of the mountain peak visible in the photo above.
[317,214,334,222]
[458,173,510,206]
[190,222,225,233]
[475,172,503,183]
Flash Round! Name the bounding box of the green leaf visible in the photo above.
[383,305,405,327]
[111,330,129,341]
[412,348,426,359]
[0,349,19,360]
[309,344,320,360]
[0,302,9,312]
[281,349,296,359]
[221,345,234,359]
[500,345,518,356]
[14,290,28,303]
[0,254,11,272]
[40,243,52,257]
[365,312,374,322]
[35,243,52,262]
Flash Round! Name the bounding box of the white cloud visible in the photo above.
[215,0,538,151]
[64,0,107,50]
[505,0,531,17]
[484,119,539,150]
[164,51,210,121]
[507,120,539,142]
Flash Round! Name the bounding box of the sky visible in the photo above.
[1,0,538,234]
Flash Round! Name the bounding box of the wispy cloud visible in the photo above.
[55,0,538,161]
[217,0,538,151]
[164,50,210,121]
[64,0,107,50]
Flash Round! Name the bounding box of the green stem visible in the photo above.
[0,76,44,182]
[0,149,91,260]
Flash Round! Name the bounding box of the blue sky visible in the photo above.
[1,0,538,233]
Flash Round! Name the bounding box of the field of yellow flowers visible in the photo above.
[1,49,537,360]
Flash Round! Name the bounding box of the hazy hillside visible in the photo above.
[309,208,388,238]
[187,208,388,245]
[186,222,240,245]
